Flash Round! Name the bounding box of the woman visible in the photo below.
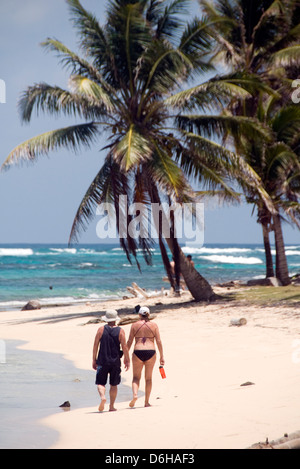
[127,306,165,408]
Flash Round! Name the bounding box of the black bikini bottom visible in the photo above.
[133,350,156,362]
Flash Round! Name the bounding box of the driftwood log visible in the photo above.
[127,283,165,299]
[131,283,150,299]
[126,286,140,297]
[83,314,157,326]
[126,283,149,299]
[119,314,157,325]
[249,430,300,449]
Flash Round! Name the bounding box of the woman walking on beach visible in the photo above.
[127,306,165,408]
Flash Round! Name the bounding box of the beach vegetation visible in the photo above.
[232,284,300,306]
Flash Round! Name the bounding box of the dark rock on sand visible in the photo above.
[59,401,71,408]
[21,300,41,311]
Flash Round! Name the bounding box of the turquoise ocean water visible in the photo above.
[1,243,300,310]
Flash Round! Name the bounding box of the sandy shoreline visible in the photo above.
[1,288,300,449]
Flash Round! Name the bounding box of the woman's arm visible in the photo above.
[154,325,165,366]
[126,324,135,351]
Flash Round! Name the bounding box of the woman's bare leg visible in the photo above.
[144,354,156,407]
[130,353,144,408]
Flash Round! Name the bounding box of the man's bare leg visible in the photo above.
[97,385,106,412]
[109,385,118,411]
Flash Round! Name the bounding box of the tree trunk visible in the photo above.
[261,221,274,278]
[148,183,216,302]
[273,214,290,285]
[165,237,217,302]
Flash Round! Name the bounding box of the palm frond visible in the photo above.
[113,125,153,171]
[154,0,189,43]
[2,122,99,169]
[147,141,192,201]
[106,0,152,92]
[177,137,239,200]
[68,75,115,112]
[41,38,114,94]
[232,154,277,215]
[66,0,109,60]
[140,37,184,95]
[176,113,272,143]
[165,76,254,111]
[179,16,215,74]
[271,105,300,144]
[251,0,286,49]
[69,154,120,243]
[271,45,300,67]
[18,82,104,123]
[69,154,144,267]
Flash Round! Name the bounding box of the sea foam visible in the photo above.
[183,246,252,255]
[0,248,34,257]
[199,254,263,264]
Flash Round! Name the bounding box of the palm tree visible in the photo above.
[239,103,300,284]
[200,0,300,285]
[2,0,272,300]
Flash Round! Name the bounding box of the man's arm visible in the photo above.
[92,326,104,370]
[119,329,130,371]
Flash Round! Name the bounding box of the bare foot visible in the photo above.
[129,397,138,408]
[109,406,117,412]
[98,398,106,412]
[145,402,151,408]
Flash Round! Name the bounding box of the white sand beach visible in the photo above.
[1,289,300,449]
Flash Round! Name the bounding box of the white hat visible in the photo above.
[102,309,120,322]
[139,306,150,316]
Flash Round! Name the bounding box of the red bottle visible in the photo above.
[159,366,166,379]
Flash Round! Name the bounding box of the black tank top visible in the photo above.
[97,325,121,367]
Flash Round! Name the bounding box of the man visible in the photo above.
[187,255,195,268]
[170,257,185,292]
[92,309,130,412]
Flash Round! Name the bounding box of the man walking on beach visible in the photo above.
[92,310,130,412]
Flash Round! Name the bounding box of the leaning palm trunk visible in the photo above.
[165,236,216,302]
[273,214,290,286]
[149,183,216,301]
[261,222,275,278]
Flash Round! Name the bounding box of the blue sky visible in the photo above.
[0,0,299,245]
